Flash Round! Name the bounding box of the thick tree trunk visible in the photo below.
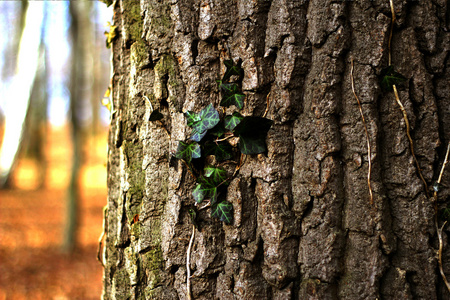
[102,0,450,299]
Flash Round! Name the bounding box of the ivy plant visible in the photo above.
[152,60,272,224]
[379,65,407,91]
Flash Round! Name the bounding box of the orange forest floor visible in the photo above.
[0,126,108,299]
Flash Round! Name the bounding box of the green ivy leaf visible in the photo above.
[149,109,164,121]
[192,183,207,203]
[190,130,207,142]
[203,141,233,161]
[188,208,198,227]
[175,141,201,162]
[224,112,243,131]
[440,207,450,222]
[380,66,407,91]
[238,135,267,155]
[185,111,201,127]
[222,60,243,82]
[219,83,245,109]
[211,201,233,224]
[221,93,245,110]
[204,166,228,185]
[192,177,218,204]
[192,104,220,134]
[234,117,273,155]
[220,83,239,94]
[208,122,226,138]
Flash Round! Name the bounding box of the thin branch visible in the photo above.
[392,85,430,198]
[351,58,374,205]
[186,224,195,300]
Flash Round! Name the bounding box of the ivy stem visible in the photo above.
[392,85,429,198]
[437,221,450,292]
[233,154,246,177]
[263,91,272,118]
[186,224,195,300]
[215,132,235,143]
[434,142,450,200]
[388,0,396,66]
[181,159,197,181]
[350,58,374,205]
[435,142,450,293]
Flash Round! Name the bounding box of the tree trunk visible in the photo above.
[102,0,450,299]
[64,0,92,253]
[0,0,44,187]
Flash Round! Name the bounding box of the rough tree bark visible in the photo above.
[102,0,450,299]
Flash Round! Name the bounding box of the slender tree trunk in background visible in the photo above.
[25,41,49,189]
[0,0,44,187]
[64,0,92,253]
[1,0,28,80]
[103,0,450,299]
[91,3,103,137]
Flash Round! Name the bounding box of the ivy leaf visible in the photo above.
[221,92,245,110]
[220,83,239,94]
[185,111,201,127]
[203,141,233,161]
[440,207,450,222]
[204,166,228,185]
[192,183,207,203]
[234,117,273,155]
[149,109,164,121]
[188,208,198,228]
[192,104,220,134]
[211,201,233,224]
[190,130,207,142]
[175,141,201,162]
[208,122,226,138]
[193,177,218,204]
[238,135,267,155]
[209,187,219,205]
[380,66,407,91]
[222,60,243,82]
[220,83,245,109]
[224,112,243,131]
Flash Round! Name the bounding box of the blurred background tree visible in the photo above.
[0,1,113,297]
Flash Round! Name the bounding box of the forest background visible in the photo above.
[0,1,113,299]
